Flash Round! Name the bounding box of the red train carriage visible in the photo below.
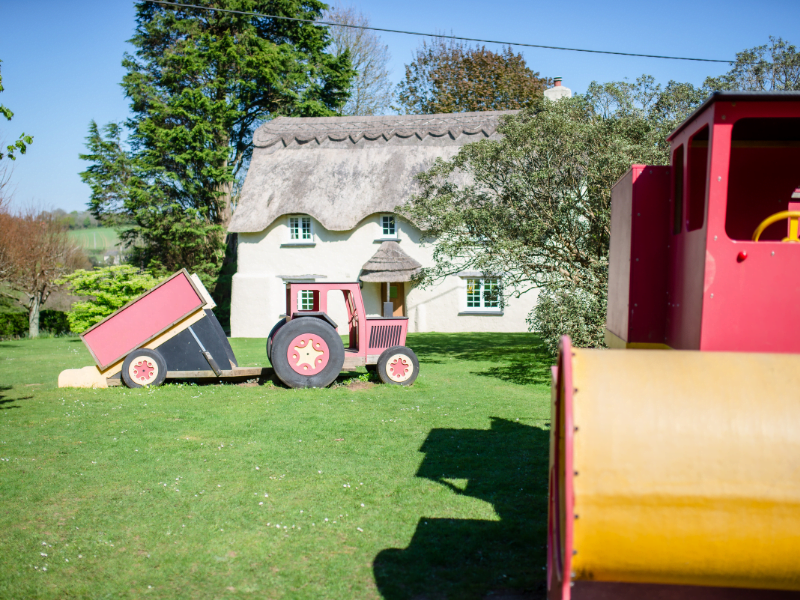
[549,92,800,599]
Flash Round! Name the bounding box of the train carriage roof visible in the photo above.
[668,91,800,141]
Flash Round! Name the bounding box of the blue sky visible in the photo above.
[1,0,798,213]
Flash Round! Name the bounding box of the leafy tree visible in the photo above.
[57,266,161,333]
[402,77,704,354]
[324,4,393,116]
[396,39,550,114]
[0,195,14,281]
[0,207,88,337]
[0,59,33,161]
[705,36,800,91]
[81,1,355,293]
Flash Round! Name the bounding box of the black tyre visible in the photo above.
[122,348,167,388]
[377,346,419,386]
[266,318,287,363]
[271,317,345,388]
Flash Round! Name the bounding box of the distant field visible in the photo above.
[68,228,120,252]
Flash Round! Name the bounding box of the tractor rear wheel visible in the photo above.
[271,317,345,388]
[122,348,167,388]
[377,346,419,386]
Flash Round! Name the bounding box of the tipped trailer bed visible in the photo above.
[59,269,271,389]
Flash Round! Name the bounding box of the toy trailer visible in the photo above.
[265,281,419,388]
[58,269,265,388]
[547,92,800,599]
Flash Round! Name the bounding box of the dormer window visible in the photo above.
[288,216,313,242]
[381,215,396,238]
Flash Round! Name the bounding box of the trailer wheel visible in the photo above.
[122,349,167,388]
[266,318,286,363]
[377,346,419,386]
[271,317,345,388]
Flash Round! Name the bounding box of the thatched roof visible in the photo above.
[228,111,516,233]
[359,241,422,283]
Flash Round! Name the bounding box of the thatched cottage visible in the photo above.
[228,110,538,337]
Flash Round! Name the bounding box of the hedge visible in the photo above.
[0,310,72,338]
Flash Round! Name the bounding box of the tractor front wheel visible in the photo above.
[377,346,419,386]
[122,348,167,388]
[271,318,345,388]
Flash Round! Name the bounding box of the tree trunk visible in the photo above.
[217,179,234,229]
[28,292,41,339]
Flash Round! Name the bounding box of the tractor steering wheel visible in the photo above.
[752,211,800,242]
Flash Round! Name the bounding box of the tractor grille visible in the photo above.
[368,325,402,350]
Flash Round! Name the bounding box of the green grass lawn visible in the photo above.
[0,333,553,599]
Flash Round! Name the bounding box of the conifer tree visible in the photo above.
[81,1,354,301]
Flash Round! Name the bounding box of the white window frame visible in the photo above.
[287,215,314,244]
[462,277,503,313]
[297,289,315,311]
[377,214,398,240]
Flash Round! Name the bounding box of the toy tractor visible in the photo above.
[59,275,419,390]
[266,281,419,388]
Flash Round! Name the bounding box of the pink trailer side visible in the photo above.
[81,270,206,370]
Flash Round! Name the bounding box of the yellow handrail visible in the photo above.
[751,210,800,242]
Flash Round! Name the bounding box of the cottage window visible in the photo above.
[465,278,501,311]
[297,290,315,311]
[381,215,396,238]
[289,216,313,241]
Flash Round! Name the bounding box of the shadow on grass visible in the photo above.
[408,333,554,386]
[0,385,30,409]
[373,418,549,600]
[169,369,367,389]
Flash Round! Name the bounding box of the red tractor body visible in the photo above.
[283,281,409,368]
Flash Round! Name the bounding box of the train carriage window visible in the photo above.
[725,118,800,241]
[686,126,709,231]
[672,145,684,234]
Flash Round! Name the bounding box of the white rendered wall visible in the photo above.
[230,215,537,337]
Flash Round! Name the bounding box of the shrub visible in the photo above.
[527,284,607,356]
[0,312,26,338]
[0,310,71,339]
[40,310,71,335]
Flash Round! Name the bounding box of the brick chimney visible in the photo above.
[544,77,572,101]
